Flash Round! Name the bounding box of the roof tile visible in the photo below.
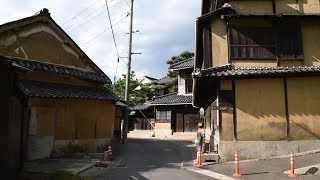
[18,81,119,101]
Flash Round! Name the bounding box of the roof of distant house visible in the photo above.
[18,80,119,101]
[157,76,173,84]
[169,58,194,70]
[141,75,158,81]
[148,93,192,105]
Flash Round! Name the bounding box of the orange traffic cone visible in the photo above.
[233,151,241,177]
[288,152,298,177]
[197,146,203,168]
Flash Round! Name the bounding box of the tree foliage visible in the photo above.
[114,51,194,105]
[114,71,164,105]
[166,51,194,65]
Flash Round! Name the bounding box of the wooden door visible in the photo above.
[176,113,184,132]
[184,114,199,132]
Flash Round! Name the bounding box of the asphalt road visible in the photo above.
[80,138,213,180]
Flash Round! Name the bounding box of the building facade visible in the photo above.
[132,59,200,136]
[193,0,320,161]
[0,9,121,175]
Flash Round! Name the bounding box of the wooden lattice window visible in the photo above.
[229,26,303,60]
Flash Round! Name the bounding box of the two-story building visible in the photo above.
[193,0,320,161]
[132,58,200,137]
[0,8,121,176]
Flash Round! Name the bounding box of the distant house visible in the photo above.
[193,0,320,161]
[139,75,158,84]
[132,58,200,136]
[0,8,121,175]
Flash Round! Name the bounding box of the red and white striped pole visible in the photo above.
[288,152,298,177]
[233,151,241,177]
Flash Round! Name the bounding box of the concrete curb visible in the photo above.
[76,162,96,174]
[221,149,320,164]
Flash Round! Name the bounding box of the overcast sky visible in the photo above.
[0,0,200,82]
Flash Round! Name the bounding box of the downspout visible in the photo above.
[272,0,276,14]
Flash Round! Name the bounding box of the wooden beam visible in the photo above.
[283,78,290,141]
[232,79,237,141]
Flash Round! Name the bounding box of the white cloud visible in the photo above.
[0,0,200,81]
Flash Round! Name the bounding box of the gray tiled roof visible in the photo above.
[18,81,119,101]
[157,76,173,84]
[148,93,192,105]
[1,55,111,84]
[193,64,320,78]
[130,103,151,111]
[169,58,194,70]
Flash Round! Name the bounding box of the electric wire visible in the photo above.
[105,0,120,63]
[64,4,106,30]
[66,0,125,34]
[61,0,101,26]
[80,14,129,46]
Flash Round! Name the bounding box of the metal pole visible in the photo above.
[122,0,134,143]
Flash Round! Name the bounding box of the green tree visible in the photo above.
[165,50,194,91]
[166,51,194,65]
[114,71,165,105]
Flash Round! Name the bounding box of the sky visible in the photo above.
[0,0,200,82]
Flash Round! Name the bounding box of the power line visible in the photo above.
[64,4,106,30]
[66,0,125,33]
[61,0,102,26]
[105,0,120,61]
[80,14,129,46]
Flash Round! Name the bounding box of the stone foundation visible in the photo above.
[219,140,320,162]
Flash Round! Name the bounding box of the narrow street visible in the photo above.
[80,137,213,180]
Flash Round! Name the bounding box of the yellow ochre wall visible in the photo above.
[235,79,286,141]
[30,98,116,151]
[208,2,320,68]
[301,20,320,66]
[287,77,320,140]
[211,19,228,67]
[0,22,94,71]
[229,0,320,15]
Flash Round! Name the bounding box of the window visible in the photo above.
[156,110,171,122]
[185,78,193,94]
[229,26,303,60]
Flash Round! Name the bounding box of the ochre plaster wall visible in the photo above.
[287,77,320,140]
[221,109,234,141]
[301,20,320,66]
[276,0,320,14]
[235,79,286,141]
[211,19,228,67]
[155,123,171,130]
[229,0,273,14]
[29,98,116,151]
[228,0,320,15]
[0,23,94,71]
[220,80,232,90]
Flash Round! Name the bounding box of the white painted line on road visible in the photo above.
[186,168,238,180]
[130,176,139,180]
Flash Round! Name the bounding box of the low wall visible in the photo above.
[219,140,320,162]
[54,138,111,154]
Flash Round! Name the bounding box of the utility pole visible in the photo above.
[122,0,134,143]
